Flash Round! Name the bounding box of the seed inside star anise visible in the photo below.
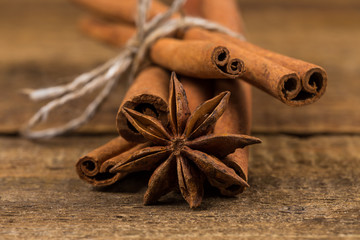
[110,72,261,208]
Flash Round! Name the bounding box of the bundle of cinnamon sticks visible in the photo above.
[75,0,327,203]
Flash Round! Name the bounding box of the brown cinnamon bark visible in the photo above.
[80,16,136,47]
[79,16,299,105]
[150,38,245,79]
[76,0,326,106]
[181,28,302,105]
[173,77,252,197]
[200,0,252,196]
[200,0,245,33]
[178,0,252,196]
[116,66,169,142]
[79,17,301,105]
[213,80,251,195]
[210,31,328,105]
[79,19,245,80]
[76,137,136,186]
[71,0,170,24]
[183,0,203,17]
[185,0,326,102]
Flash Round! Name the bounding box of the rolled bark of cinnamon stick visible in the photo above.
[79,16,299,105]
[79,19,245,80]
[213,80,251,196]
[76,0,326,106]
[210,31,328,105]
[76,137,136,187]
[191,0,327,105]
[181,28,303,106]
[200,0,252,196]
[116,66,169,142]
[177,0,252,196]
[200,0,245,34]
[70,0,170,24]
[80,16,136,47]
[183,0,203,17]
[80,17,301,105]
[150,38,245,79]
[180,76,251,196]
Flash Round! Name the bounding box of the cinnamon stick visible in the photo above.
[80,16,136,48]
[76,136,136,186]
[71,0,170,24]
[178,73,251,197]
[194,0,326,104]
[80,18,245,80]
[116,66,169,142]
[183,0,203,17]
[150,38,245,79]
[200,0,245,33]
[223,34,327,104]
[76,13,316,106]
[80,16,300,105]
[76,0,326,106]
[181,77,249,194]
[80,17,301,105]
[179,0,252,195]
[213,80,251,195]
[200,0,252,195]
[180,28,303,105]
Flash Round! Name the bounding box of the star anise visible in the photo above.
[110,72,261,208]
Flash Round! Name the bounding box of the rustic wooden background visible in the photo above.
[0,0,359,239]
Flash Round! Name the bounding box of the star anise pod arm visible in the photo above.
[111,72,261,208]
[176,154,204,208]
[169,72,191,135]
[121,107,171,145]
[143,154,177,205]
[186,134,261,159]
[184,91,230,139]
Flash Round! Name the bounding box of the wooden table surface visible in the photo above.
[0,0,359,239]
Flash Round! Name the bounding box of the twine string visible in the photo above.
[21,0,245,139]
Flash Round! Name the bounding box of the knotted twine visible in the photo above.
[21,0,245,139]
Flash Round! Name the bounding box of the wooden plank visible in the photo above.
[0,135,359,239]
[0,0,359,134]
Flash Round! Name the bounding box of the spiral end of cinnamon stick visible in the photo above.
[279,67,327,106]
[76,157,122,187]
[77,156,99,177]
[213,46,230,66]
[298,67,327,103]
[278,73,302,105]
[227,58,245,75]
[212,46,245,78]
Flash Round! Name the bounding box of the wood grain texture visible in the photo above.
[0,0,359,134]
[0,135,359,239]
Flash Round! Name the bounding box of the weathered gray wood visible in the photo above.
[0,135,359,239]
[0,0,359,134]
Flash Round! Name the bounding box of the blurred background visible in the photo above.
[0,0,359,135]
